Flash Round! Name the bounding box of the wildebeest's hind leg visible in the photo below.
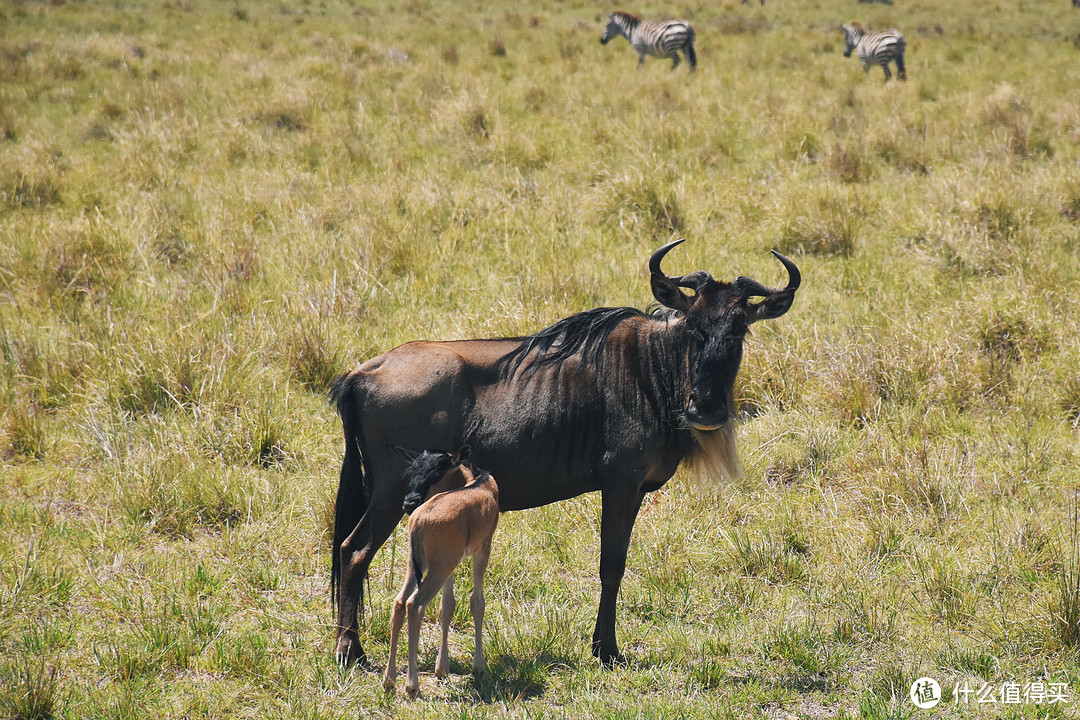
[336,492,405,667]
[592,487,647,664]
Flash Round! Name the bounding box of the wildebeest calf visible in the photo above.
[382,446,499,700]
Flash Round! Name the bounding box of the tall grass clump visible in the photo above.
[0,658,63,720]
[3,403,47,460]
[1051,503,1080,649]
[984,83,1053,158]
[776,186,862,256]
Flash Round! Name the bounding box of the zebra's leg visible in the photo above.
[896,54,907,81]
[637,53,645,69]
[881,61,891,82]
[669,52,680,71]
[685,42,697,72]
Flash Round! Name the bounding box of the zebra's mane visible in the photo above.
[611,11,640,24]
[849,21,866,32]
[498,306,649,379]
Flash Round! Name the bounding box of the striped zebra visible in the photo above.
[600,11,697,72]
[842,22,906,82]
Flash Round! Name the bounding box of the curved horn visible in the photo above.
[649,239,693,312]
[649,238,687,280]
[743,250,801,323]
[735,250,801,297]
[771,249,801,292]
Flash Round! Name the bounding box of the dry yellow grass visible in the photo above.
[1,0,1079,718]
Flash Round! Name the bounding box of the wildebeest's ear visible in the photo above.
[391,444,420,463]
[452,443,472,465]
[651,273,692,312]
[747,289,796,323]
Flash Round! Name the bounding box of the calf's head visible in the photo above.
[398,445,474,514]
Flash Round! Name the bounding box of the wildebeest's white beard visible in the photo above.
[687,424,742,484]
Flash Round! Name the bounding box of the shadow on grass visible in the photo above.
[443,650,581,703]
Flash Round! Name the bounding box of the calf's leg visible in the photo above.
[435,577,456,679]
[470,542,492,676]
[382,570,416,691]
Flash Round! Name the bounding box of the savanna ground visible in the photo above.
[2,0,1080,717]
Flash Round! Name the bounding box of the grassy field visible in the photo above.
[2,0,1080,717]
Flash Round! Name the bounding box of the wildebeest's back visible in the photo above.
[351,338,509,444]
[346,319,686,512]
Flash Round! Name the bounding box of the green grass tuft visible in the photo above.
[0,658,62,720]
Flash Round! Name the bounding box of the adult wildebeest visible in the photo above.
[330,239,801,666]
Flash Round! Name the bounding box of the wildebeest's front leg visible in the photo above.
[592,486,647,664]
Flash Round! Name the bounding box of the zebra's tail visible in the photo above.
[685,30,697,71]
[896,37,907,80]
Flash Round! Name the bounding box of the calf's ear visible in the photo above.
[452,443,473,465]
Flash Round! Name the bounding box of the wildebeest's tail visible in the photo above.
[329,372,369,612]
[410,531,424,588]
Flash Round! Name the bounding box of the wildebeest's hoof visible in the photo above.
[592,642,627,667]
[334,634,365,667]
[405,682,420,700]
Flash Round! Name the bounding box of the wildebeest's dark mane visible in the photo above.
[499,306,661,379]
